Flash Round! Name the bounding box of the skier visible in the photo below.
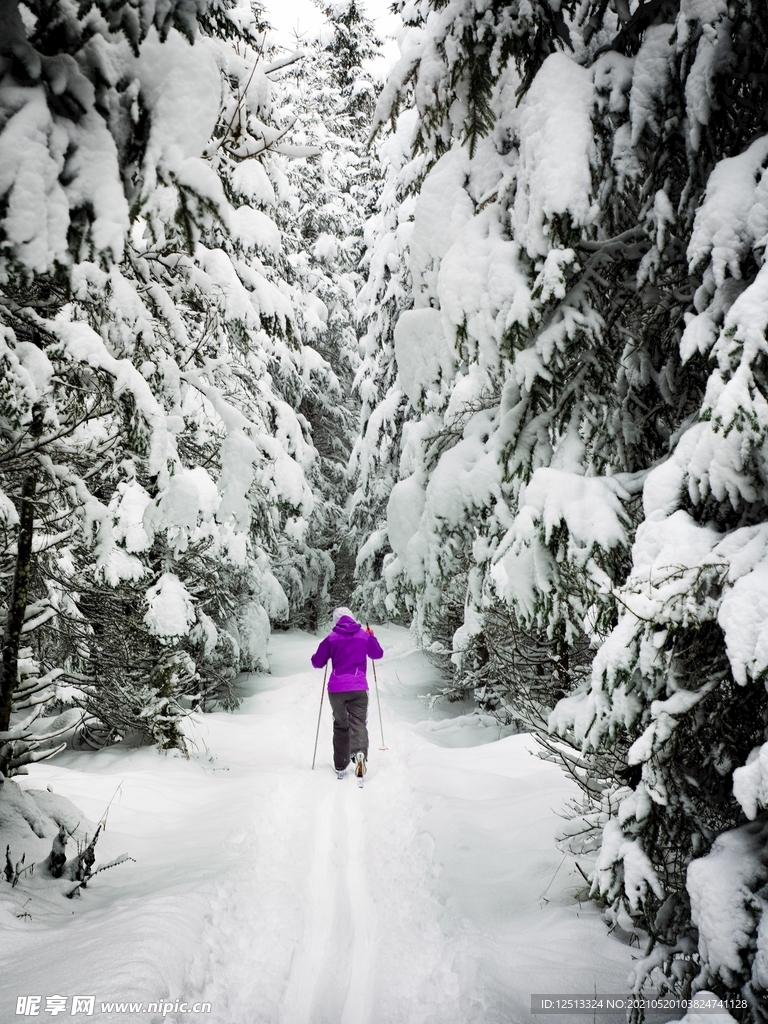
[311,608,383,781]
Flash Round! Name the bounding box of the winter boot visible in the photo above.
[353,751,367,779]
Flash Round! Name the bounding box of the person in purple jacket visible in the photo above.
[311,607,384,779]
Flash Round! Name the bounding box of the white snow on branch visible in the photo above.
[514,53,596,258]
[144,573,196,638]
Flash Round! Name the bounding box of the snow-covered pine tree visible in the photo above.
[264,1,383,626]
[350,63,426,622]
[0,0,219,755]
[358,0,768,1012]
[66,5,321,713]
[1,0,368,756]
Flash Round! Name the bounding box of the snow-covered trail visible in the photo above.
[3,627,633,1024]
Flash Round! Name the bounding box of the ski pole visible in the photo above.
[372,657,387,750]
[311,664,328,770]
[366,624,387,751]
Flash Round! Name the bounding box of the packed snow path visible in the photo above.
[3,627,634,1023]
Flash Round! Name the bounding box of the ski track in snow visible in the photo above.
[3,627,636,1024]
[285,784,343,1024]
[341,793,376,1024]
[280,782,377,1024]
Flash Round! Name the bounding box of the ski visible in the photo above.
[353,751,367,788]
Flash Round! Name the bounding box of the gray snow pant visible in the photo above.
[328,690,368,770]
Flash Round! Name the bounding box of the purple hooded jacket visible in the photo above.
[311,616,384,692]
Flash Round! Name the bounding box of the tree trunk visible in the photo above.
[0,472,37,732]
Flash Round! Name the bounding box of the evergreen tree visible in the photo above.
[350,98,424,622]
[1,0,222,755]
[357,0,768,1013]
[270,0,383,623]
[0,0,378,761]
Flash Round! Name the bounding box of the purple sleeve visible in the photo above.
[311,636,331,669]
[366,633,384,660]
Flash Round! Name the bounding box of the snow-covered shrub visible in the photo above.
[0,777,133,904]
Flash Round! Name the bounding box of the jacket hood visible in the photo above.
[332,615,360,635]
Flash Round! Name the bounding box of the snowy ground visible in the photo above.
[2,626,640,1023]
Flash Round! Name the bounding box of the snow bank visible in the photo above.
[0,628,633,1022]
